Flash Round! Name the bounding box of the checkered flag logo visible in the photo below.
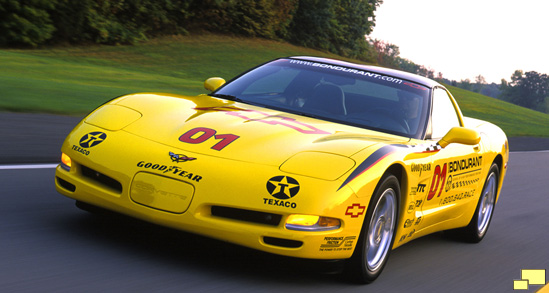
[425,143,442,152]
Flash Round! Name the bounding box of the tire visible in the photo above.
[447,163,499,243]
[345,174,400,283]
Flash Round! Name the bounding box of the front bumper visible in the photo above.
[55,128,366,260]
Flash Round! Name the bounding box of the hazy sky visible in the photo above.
[369,0,549,83]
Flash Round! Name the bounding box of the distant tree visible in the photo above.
[474,75,486,93]
[417,65,435,79]
[459,79,473,91]
[289,0,381,60]
[0,0,56,47]
[370,39,400,68]
[501,70,549,112]
[272,0,299,39]
[397,57,421,74]
[436,72,444,81]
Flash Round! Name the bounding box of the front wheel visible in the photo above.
[345,175,400,283]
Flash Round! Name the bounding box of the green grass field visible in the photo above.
[1,34,548,137]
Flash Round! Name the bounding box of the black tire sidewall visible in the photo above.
[469,163,500,241]
[347,174,400,283]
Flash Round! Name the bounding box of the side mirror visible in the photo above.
[438,127,480,148]
[204,77,226,92]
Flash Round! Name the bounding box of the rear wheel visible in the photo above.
[346,175,399,283]
[447,163,499,243]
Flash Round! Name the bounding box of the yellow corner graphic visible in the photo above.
[514,269,546,291]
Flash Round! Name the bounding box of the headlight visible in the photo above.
[61,153,72,171]
[85,104,142,131]
[285,214,341,231]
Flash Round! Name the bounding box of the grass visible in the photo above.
[448,85,549,137]
[1,34,548,137]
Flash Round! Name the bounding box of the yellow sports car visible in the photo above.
[55,56,508,283]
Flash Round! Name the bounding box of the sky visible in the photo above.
[369,0,549,84]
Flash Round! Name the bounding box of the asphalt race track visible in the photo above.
[1,151,548,292]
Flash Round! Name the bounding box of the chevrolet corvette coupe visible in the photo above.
[55,56,508,283]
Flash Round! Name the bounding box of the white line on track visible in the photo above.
[0,164,58,170]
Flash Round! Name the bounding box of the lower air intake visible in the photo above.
[211,206,282,226]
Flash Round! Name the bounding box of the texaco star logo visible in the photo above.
[266,176,300,199]
[79,132,107,148]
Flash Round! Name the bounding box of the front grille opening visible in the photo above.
[263,236,303,248]
[57,177,76,192]
[80,165,122,193]
[211,206,282,226]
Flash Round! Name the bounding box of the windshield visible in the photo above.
[214,58,431,138]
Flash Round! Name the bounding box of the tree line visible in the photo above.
[0,0,382,61]
[373,39,549,114]
[3,0,546,113]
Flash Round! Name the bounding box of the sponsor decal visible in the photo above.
[407,201,415,213]
[289,59,405,85]
[72,131,107,156]
[79,132,107,148]
[427,164,448,200]
[410,183,426,196]
[319,236,356,252]
[345,203,366,218]
[262,198,297,209]
[266,176,300,199]
[404,219,413,228]
[264,176,300,209]
[398,229,416,243]
[439,189,476,206]
[448,156,482,173]
[169,152,196,163]
[136,161,202,182]
[72,144,90,156]
[445,173,481,192]
[411,163,431,176]
[408,229,415,238]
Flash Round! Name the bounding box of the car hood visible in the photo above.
[86,93,409,166]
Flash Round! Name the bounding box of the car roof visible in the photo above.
[289,56,441,89]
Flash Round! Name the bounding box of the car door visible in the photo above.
[420,87,484,229]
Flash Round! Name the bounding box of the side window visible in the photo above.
[431,88,461,139]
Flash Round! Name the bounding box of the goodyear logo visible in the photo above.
[514,269,547,291]
[79,132,107,148]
